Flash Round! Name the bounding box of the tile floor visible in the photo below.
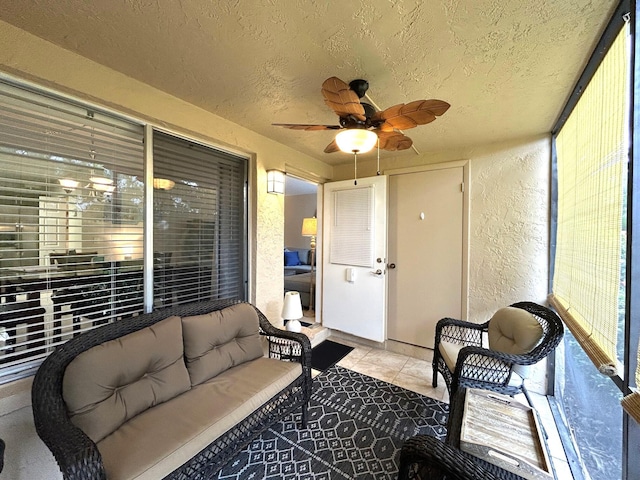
[0,333,572,479]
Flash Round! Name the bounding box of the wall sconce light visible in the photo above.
[267,169,285,194]
[153,178,176,190]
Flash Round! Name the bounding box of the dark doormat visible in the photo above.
[311,340,354,371]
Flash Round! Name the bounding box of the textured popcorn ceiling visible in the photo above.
[0,0,617,165]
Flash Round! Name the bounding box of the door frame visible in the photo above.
[385,160,470,321]
[284,165,325,322]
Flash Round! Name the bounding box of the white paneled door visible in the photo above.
[322,175,388,342]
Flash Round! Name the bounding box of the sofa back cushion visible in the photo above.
[62,315,191,443]
[182,303,264,386]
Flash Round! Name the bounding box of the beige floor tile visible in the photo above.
[343,344,372,361]
[346,361,399,384]
[336,354,359,369]
[400,357,433,380]
[392,371,445,399]
[360,349,409,371]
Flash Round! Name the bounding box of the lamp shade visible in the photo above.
[301,217,317,237]
[282,291,303,320]
[267,169,285,194]
[335,129,378,154]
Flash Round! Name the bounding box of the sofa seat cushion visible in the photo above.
[182,303,264,385]
[97,357,302,480]
[63,315,191,443]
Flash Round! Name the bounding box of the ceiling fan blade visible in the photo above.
[272,123,342,131]
[321,77,366,121]
[324,139,340,153]
[372,99,450,130]
[376,131,413,151]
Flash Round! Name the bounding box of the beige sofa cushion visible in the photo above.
[63,315,191,443]
[488,307,543,355]
[97,357,302,480]
[182,303,264,385]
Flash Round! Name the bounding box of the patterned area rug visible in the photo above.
[216,365,449,479]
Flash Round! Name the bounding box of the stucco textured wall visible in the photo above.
[333,136,551,323]
[467,137,550,322]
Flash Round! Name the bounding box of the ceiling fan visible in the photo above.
[273,76,450,154]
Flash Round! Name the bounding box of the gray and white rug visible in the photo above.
[216,365,449,480]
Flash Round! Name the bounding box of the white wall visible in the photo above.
[284,193,317,249]
[333,135,551,322]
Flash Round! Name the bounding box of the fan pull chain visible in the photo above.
[353,152,358,185]
[376,137,381,175]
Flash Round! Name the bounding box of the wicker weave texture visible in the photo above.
[432,301,564,398]
[31,299,312,480]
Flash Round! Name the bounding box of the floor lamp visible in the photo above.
[301,217,317,313]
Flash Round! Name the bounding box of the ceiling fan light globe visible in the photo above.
[335,129,377,154]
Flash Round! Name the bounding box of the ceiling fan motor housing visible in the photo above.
[348,79,369,98]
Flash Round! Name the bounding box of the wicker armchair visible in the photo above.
[432,302,564,404]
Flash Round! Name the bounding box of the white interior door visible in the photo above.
[322,175,387,342]
[387,167,464,349]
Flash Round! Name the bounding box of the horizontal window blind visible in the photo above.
[330,186,374,267]
[0,81,144,383]
[152,131,247,308]
[550,25,628,376]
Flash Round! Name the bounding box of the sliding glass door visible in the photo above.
[0,79,248,384]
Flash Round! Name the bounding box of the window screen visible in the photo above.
[0,80,144,382]
[152,131,247,307]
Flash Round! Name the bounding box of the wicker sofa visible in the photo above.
[31,299,312,480]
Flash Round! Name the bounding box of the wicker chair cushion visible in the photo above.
[62,315,191,443]
[97,357,302,480]
[438,341,525,388]
[488,307,543,355]
[181,303,264,386]
[438,340,464,372]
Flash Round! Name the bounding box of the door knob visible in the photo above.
[372,269,383,276]
[388,263,396,269]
